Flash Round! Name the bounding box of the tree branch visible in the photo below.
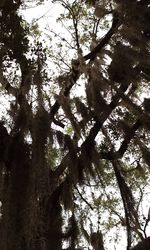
[50,12,120,124]
[74,185,94,210]
[117,119,142,158]
[83,12,120,61]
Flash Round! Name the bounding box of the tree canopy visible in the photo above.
[0,0,150,250]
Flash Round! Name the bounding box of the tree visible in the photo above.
[0,0,150,249]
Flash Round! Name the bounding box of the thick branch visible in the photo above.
[84,13,120,61]
[117,119,142,158]
[111,160,142,249]
[81,83,128,153]
[97,118,142,160]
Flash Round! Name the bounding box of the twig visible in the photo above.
[74,185,94,210]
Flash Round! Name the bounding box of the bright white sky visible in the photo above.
[22,1,65,35]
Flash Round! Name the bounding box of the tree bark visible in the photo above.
[132,237,150,250]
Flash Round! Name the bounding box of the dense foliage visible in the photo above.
[0,0,150,249]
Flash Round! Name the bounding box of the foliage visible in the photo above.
[0,0,150,250]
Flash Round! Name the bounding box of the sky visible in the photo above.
[21,1,65,34]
